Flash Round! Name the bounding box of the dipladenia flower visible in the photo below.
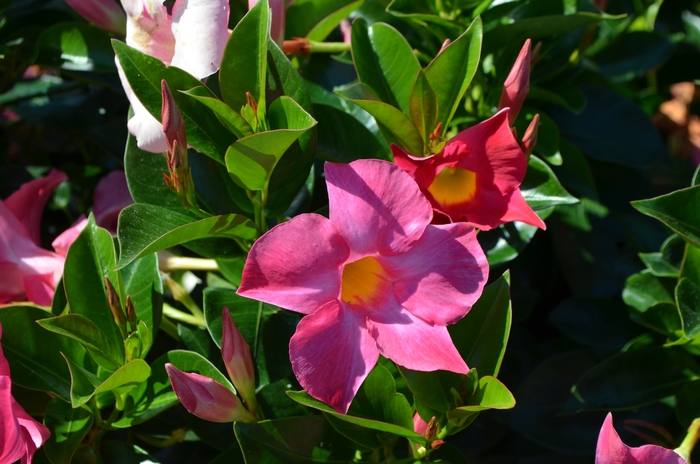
[393,109,545,230]
[0,324,51,464]
[116,0,230,152]
[238,159,488,413]
[596,413,686,464]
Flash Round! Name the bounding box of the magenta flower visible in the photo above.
[392,110,545,231]
[0,324,51,463]
[238,159,488,413]
[596,413,686,464]
[64,0,126,34]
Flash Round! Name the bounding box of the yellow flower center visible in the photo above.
[341,256,388,306]
[427,166,477,207]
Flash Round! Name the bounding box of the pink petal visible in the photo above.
[0,377,23,464]
[596,413,686,464]
[384,223,488,326]
[290,300,379,413]
[12,398,50,464]
[5,169,68,246]
[498,39,531,125]
[499,188,546,230]
[170,0,230,79]
[65,0,126,34]
[238,214,348,314]
[325,160,433,260]
[122,0,175,63]
[367,302,468,374]
[52,216,88,256]
[413,412,428,435]
[22,273,56,307]
[93,171,133,233]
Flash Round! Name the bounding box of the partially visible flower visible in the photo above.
[65,0,126,35]
[238,159,488,413]
[596,413,686,464]
[498,39,531,125]
[117,0,230,152]
[0,324,51,463]
[393,109,545,231]
[340,18,351,44]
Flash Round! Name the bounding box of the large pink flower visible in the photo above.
[238,159,488,413]
[392,109,545,231]
[0,324,51,463]
[117,0,230,152]
[596,413,686,464]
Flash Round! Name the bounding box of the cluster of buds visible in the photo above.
[161,80,196,210]
[105,277,149,361]
[413,414,445,457]
[165,307,261,423]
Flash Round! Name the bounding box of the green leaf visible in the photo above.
[182,87,254,138]
[566,347,700,412]
[166,349,235,393]
[0,305,86,402]
[552,138,597,200]
[681,240,700,284]
[219,0,268,112]
[449,376,515,418]
[622,270,675,313]
[629,302,682,335]
[632,185,700,247]
[43,399,94,464]
[287,0,361,39]
[117,204,257,268]
[36,23,115,72]
[386,0,465,32]
[592,31,675,81]
[449,274,511,377]
[225,96,316,193]
[350,19,420,115]
[121,253,163,351]
[639,252,680,278]
[113,40,236,162]
[397,366,452,413]
[348,364,414,431]
[306,1,364,42]
[676,278,700,339]
[479,210,554,266]
[37,314,123,371]
[336,83,424,155]
[425,16,482,131]
[677,379,700,428]
[64,215,123,351]
[409,70,438,145]
[521,155,578,210]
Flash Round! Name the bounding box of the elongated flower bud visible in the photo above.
[65,0,126,35]
[160,80,195,209]
[498,39,531,125]
[165,364,257,423]
[521,113,539,157]
[105,277,126,338]
[221,307,258,415]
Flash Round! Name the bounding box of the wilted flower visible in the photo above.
[64,0,126,34]
[238,159,488,413]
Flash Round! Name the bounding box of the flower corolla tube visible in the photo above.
[238,159,488,413]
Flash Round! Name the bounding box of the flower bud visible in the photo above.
[221,307,259,415]
[165,364,257,423]
[125,294,137,332]
[65,0,126,35]
[521,113,539,157]
[498,39,531,125]
[105,277,126,338]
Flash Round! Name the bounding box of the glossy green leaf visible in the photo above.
[113,40,235,162]
[478,209,554,266]
[622,270,675,313]
[386,0,464,31]
[219,0,268,112]
[182,87,254,138]
[676,278,700,339]
[449,273,511,377]
[425,16,482,131]
[287,0,359,39]
[397,366,451,413]
[166,349,234,392]
[639,252,680,277]
[306,0,364,42]
[629,302,682,335]
[566,347,700,412]
[681,241,700,284]
[351,19,420,115]
[36,23,115,72]
[449,376,515,418]
[43,399,94,464]
[336,83,424,155]
[37,314,123,371]
[632,185,700,247]
[409,70,438,145]
[121,253,163,351]
[64,215,123,351]
[117,204,256,268]
[349,364,414,431]
[521,155,578,210]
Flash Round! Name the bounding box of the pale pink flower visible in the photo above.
[238,159,488,413]
[0,324,51,464]
[64,0,126,34]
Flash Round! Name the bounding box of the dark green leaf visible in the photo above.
[397,366,451,413]
[409,70,438,145]
[622,271,675,313]
[287,0,361,39]
[166,349,234,392]
[676,278,700,339]
[592,31,675,81]
[639,252,680,278]
[182,87,253,138]
[36,23,115,72]
[632,185,700,247]
[449,376,515,418]
[521,155,578,210]
[43,399,94,464]
[677,380,700,428]
[306,0,364,42]
[121,253,163,351]
[348,364,414,431]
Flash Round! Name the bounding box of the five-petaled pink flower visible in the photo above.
[596,413,686,464]
[238,159,488,413]
[392,109,545,231]
[0,324,51,463]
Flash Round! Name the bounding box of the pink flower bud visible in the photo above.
[65,0,126,35]
[521,113,539,157]
[498,39,531,125]
[165,364,257,423]
[221,307,258,414]
[161,80,186,160]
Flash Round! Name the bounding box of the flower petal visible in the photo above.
[385,223,488,326]
[5,169,67,246]
[499,188,546,230]
[367,303,468,374]
[22,273,56,307]
[93,171,133,233]
[0,377,23,464]
[52,216,88,257]
[325,160,432,260]
[238,214,348,314]
[170,0,230,79]
[290,300,379,414]
[12,397,50,463]
[123,0,175,63]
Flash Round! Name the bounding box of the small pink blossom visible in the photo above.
[393,109,545,231]
[238,159,488,413]
[0,324,51,463]
[65,0,126,34]
[596,413,686,464]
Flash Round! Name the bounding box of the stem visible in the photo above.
[253,191,267,234]
[675,418,700,463]
[163,303,206,327]
[307,40,351,54]
[254,300,264,358]
[159,315,180,341]
[158,251,219,272]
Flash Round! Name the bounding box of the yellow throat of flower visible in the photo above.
[427,166,478,207]
[341,256,388,306]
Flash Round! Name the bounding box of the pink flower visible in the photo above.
[238,159,488,413]
[0,324,51,463]
[117,0,230,152]
[596,413,686,464]
[392,109,545,231]
[65,0,126,35]
[498,39,531,125]
[0,170,67,306]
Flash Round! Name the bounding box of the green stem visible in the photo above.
[163,303,206,327]
[159,315,180,341]
[307,40,351,54]
[254,300,264,358]
[675,418,700,463]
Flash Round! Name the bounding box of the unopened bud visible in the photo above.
[438,38,451,55]
[161,80,194,210]
[105,277,126,338]
[521,114,539,157]
[498,39,531,125]
[221,307,258,416]
[125,295,137,332]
